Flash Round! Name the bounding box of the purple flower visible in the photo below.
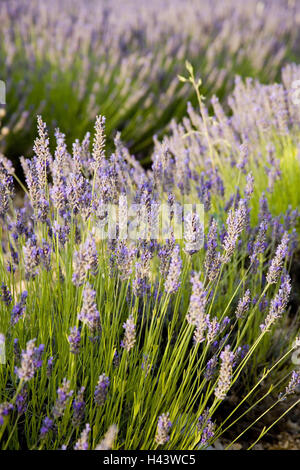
[0,402,14,426]
[237,142,249,173]
[204,219,220,281]
[52,221,70,246]
[121,314,136,352]
[235,345,250,366]
[72,235,98,286]
[244,172,254,199]
[260,274,291,331]
[72,249,87,287]
[116,241,136,281]
[222,199,247,263]
[206,317,220,344]
[16,387,28,415]
[214,345,235,400]
[74,423,91,450]
[53,378,73,419]
[14,338,20,361]
[186,272,207,344]
[33,116,51,189]
[7,243,19,273]
[204,355,218,381]
[92,115,106,169]
[235,289,251,319]
[11,291,28,326]
[249,220,267,268]
[40,240,51,271]
[40,417,53,439]
[78,283,101,336]
[94,374,110,406]
[84,236,98,276]
[164,245,182,294]
[198,409,215,446]
[279,371,300,401]
[184,211,204,255]
[155,413,172,446]
[132,245,152,297]
[0,283,12,306]
[68,327,81,354]
[23,237,40,279]
[15,339,44,382]
[0,162,14,217]
[73,386,86,426]
[158,236,175,278]
[266,232,289,284]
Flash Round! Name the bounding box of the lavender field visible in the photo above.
[0,0,300,452]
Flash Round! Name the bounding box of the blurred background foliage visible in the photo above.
[1,0,300,171]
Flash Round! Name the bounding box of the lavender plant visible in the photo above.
[0,113,299,450]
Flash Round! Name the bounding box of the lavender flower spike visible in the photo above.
[74,423,91,450]
[0,402,14,425]
[204,355,218,381]
[222,199,247,263]
[266,232,289,284]
[245,172,254,199]
[11,291,28,326]
[214,345,235,400]
[53,378,73,419]
[184,211,204,255]
[94,374,110,406]
[23,237,40,279]
[78,283,101,336]
[155,413,172,446]
[279,371,300,401]
[164,244,182,294]
[0,283,12,305]
[40,417,53,439]
[68,326,81,354]
[92,115,106,169]
[72,247,87,287]
[206,317,220,344]
[95,424,118,450]
[16,387,28,415]
[250,221,267,267]
[204,219,220,282]
[73,386,86,426]
[15,339,44,382]
[235,289,251,319]
[198,409,215,446]
[260,274,291,331]
[72,235,98,286]
[186,272,207,344]
[121,314,136,352]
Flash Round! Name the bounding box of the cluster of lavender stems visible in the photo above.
[0,54,299,449]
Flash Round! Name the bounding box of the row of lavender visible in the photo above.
[0,59,300,448]
[1,0,300,159]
